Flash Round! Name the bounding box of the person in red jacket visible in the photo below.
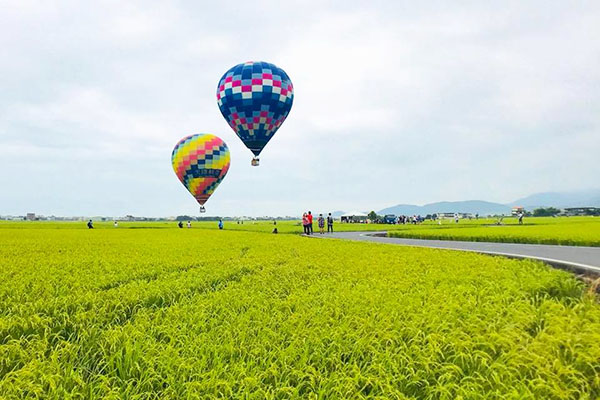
[307,211,313,234]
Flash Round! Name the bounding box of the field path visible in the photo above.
[317,231,600,275]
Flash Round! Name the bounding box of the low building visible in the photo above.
[511,206,525,216]
[437,212,457,218]
[340,211,368,223]
[561,207,600,216]
[26,213,36,221]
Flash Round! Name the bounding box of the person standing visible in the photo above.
[307,211,313,234]
[317,214,325,234]
[114,220,118,228]
[454,213,459,223]
[218,219,224,229]
[302,213,309,235]
[87,219,94,229]
[518,212,524,225]
[327,213,334,233]
[187,221,191,228]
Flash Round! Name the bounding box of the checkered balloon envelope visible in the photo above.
[216,61,294,166]
[171,134,231,213]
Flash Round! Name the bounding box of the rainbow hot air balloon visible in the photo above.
[216,61,294,166]
[171,134,230,213]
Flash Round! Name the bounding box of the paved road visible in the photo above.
[317,231,600,275]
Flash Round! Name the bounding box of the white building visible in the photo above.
[340,211,368,223]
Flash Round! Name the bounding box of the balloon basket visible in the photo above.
[251,157,260,166]
[199,206,206,213]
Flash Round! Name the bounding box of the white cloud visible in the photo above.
[0,1,599,216]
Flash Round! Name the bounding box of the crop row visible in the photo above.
[388,220,600,246]
[0,226,599,398]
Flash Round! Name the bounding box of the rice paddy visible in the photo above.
[0,223,599,399]
[387,216,600,247]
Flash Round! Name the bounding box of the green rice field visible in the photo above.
[12,215,594,246]
[1,223,599,399]
[386,217,600,247]
[4,216,598,247]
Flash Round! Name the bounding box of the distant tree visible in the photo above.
[533,207,561,217]
[368,211,379,222]
[176,215,194,221]
[196,216,221,221]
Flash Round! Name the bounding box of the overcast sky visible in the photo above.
[1,1,599,217]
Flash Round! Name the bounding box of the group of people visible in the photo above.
[396,215,424,225]
[177,219,224,229]
[86,220,118,228]
[177,220,192,228]
[301,211,334,235]
[87,219,118,228]
[86,211,524,231]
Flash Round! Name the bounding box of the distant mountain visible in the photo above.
[377,189,600,216]
[379,201,510,216]
[509,189,600,209]
[331,210,346,217]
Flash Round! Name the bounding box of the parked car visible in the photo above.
[383,214,397,224]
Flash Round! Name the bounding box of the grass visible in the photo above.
[0,223,599,398]
[387,216,600,247]
[4,216,597,247]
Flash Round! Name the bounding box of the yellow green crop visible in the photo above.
[5,217,598,248]
[388,216,600,246]
[1,224,599,398]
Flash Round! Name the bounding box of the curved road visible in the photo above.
[318,231,600,275]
